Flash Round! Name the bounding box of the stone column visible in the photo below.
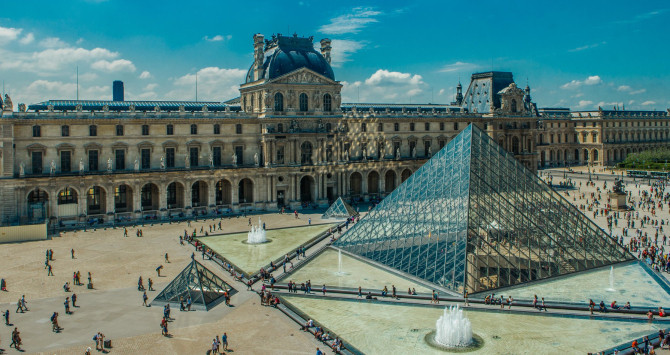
[48,188,58,219]
[208,179,217,208]
[105,185,115,216]
[132,184,141,217]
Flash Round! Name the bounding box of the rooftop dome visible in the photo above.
[245,34,335,84]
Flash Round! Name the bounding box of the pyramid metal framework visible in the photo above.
[151,259,233,310]
[322,197,358,219]
[335,124,633,295]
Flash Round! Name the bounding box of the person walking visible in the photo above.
[10,327,21,350]
[156,265,163,277]
[72,293,77,307]
[71,248,75,259]
[143,291,149,307]
[221,332,229,351]
[165,253,170,263]
[4,309,9,325]
[148,278,154,291]
[15,297,23,313]
[47,263,54,276]
[64,297,71,314]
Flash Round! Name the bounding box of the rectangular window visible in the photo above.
[89,150,99,171]
[141,149,151,169]
[362,123,367,132]
[189,147,199,167]
[61,151,71,173]
[394,123,399,132]
[378,123,383,132]
[439,140,446,149]
[361,142,367,157]
[454,122,458,130]
[409,123,415,131]
[116,125,124,136]
[166,148,175,168]
[213,147,222,166]
[32,125,41,137]
[213,124,221,134]
[276,146,284,164]
[115,149,125,170]
[440,122,445,131]
[166,124,174,135]
[32,151,43,174]
[190,124,198,135]
[409,141,416,155]
[89,125,97,136]
[142,124,149,136]
[61,125,70,137]
[425,122,430,131]
[393,142,401,156]
[115,185,127,209]
[424,141,431,156]
[235,146,244,165]
[236,124,242,134]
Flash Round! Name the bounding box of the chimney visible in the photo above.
[113,80,124,101]
[253,34,265,81]
[320,38,332,64]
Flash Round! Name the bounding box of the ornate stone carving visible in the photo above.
[18,103,26,112]
[50,160,56,175]
[3,94,12,111]
[134,159,139,171]
[19,162,25,177]
[232,153,237,166]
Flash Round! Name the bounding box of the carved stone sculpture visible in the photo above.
[254,153,259,166]
[134,159,139,171]
[185,154,190,169]
[160,156,165,169]
[3,94,12,111]
[395,148,401,160]
[107,157,113,171]
[18,103,26,112]
[411,147,417,158]
[79,158,84,173]
[50,160,56,175]
[232,153,237,166]
[19,162,25,177]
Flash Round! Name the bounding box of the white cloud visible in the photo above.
[139,70,152,79]
[561,75,602,89]
[642,100,656,106]
[203,34,231,42]
[617,85,631,92]
[365,69,423,86]
[328,39,364,67]
[0,26,22,44]
[568,41,607,52]
[19,33,34,45]
[144,83,158,91]
[39,37,68,48]
[438,88,445,95]
[91,59,136,72]
[630,89,646,95]
[20,79,110,104]
[439,61,478,73]
[167,67,246,101]
[341,69,426,102]
[0,47,119,74]
[575,100,593,108]
[319,7,381,34]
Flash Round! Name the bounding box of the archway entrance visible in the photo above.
[350,172,362,197]
[57,188,78,218]
[28,188,49,221]
[385,170,397,193]
[86,186,106,215]
[192,181,208,207]
[238,178,253,204]
[114,185,133,213]
[215,179,232,206]
[367,171,379,195]
[300,176,315,202]
[401,169,412,183]
[141,183,159,211]
[167,182,185,209]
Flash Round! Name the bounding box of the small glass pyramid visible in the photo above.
[322,197,358,219]
[151,259,233,310]
[335,124,633,295]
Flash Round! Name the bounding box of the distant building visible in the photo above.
[0,32,666,227]
[113,80,124,101]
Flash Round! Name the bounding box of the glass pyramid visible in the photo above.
[151,259,233,310]
[322,197,358,219]
[334,124,633,295]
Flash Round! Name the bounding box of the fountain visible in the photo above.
[425,305,483,352]
[335,249,347,276]
[435,305,472,347]
[246,218,268,244]
[606,266,615,292]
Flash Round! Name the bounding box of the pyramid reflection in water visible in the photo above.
[335,124,633,295]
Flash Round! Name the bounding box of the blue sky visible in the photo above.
[0,0,668,110]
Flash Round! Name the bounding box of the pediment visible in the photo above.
[270,68,338,85]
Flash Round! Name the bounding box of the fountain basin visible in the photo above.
[425,332,484,353]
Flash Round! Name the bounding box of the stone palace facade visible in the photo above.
[0,33,667,226]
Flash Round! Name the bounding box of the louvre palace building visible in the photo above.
[0,33,668,226]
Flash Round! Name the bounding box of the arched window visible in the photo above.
[511,99,517,113]
[299,93,308,112]
[274,92,284,112]
[323,93,332,112]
